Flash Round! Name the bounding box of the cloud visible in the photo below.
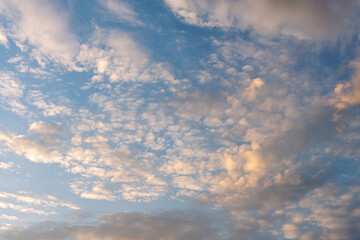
[0,26,8,47]
[0,0,80,69]
[26,90,72,117]
[0,201,54,216]
[169,88,226,121]
[0,161,13,169]
[0,71,26,115]
[0,2,358,239]
[282,224,300,239]
[331,58,360,110]
[0,211,220,240]
[77,28,178,87]
[0,191,80,210]
[164,0,360,39]
[0,215,17,221]
[149,33,360,239]
[295,184,360,240]
[0,122,65,164]
[28,121,63,136]
[79,183,117,201]
[201,103,348,212]
[98,0,143,26]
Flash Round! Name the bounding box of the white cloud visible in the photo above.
[0,201,54,216]
[28,121,62,135]
[77,28,179,88]
[0,191,80,210]
[173,176,204,191]
[0,122,65,164]
[79,183,116,201]
[0,0,80,69]
[11,136,63,163]
[27,90,72,116]
[0,161,13,169]
[0,71,26,115]
[0,26,8,47]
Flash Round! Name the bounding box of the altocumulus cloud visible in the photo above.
[0,0,359,240]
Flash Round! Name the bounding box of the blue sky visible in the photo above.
[0,0,359,239]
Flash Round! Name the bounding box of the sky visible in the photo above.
[0,0,359,239]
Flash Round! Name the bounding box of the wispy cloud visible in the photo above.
[98,0,143,26]
[0,72,26,115]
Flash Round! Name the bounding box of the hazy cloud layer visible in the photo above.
[164,0,360,39]
[0,211,220,240]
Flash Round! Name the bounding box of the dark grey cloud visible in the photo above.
[0,211,221,240]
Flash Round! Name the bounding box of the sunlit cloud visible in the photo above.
[0,0,359,239]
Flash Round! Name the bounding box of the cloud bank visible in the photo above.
[164,0,360,39]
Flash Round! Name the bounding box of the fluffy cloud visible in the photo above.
[331,59,360,110]
[0,122,65,164]
[0,0,80,69]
